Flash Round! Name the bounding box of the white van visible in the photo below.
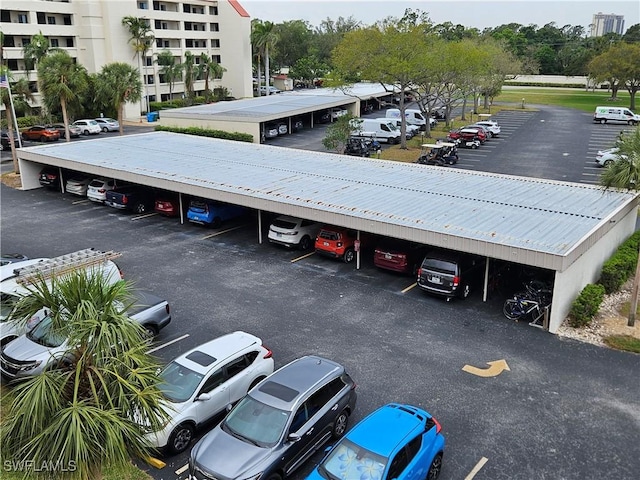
[351,118,400,144]
[0,248,123,342]
[386,108,436,130]
[593,106,640,125]
[383,118,420,138]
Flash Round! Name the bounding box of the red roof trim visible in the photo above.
[228,0,249,17]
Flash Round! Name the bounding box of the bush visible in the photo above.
[16,116,41,128]
[154,125,253,143]
[568,283,605,328]
[599,230,640,293]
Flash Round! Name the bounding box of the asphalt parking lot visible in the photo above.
[1,106,638,480]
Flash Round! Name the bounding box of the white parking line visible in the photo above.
[465,456,489,480]
[71,199,90,205]
[131,212,158,221]
[175,464,189,475]
[202,225,245,239]
[147,334,189,354]
[291,251,315,263]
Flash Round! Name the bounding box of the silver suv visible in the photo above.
[189,355,357,480]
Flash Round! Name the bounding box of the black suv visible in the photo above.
[417,249,486,300]
[189,355,357,480]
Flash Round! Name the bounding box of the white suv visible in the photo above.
[87,178,118,203]
[147,331,274,454]
[268,215,320,250]
[473,120,501,137]
[72,119,101,135]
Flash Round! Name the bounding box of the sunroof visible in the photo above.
[258,381,299,402]
[185,351,217,367]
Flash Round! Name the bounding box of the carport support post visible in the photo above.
[58,167,65,193]
[483,257,490,302]
[258,210,263,244]
[178,193,184,225]
[356,230,361,270]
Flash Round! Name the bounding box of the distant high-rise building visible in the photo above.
[590,12,625,37]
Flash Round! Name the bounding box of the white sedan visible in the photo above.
[473,120,501,137]
[72,119,101,135]
[595,147,626,167]
[147,331,274,454]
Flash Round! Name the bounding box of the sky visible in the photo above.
[241,0,640,32]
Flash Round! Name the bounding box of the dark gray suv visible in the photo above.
[188,355,357,480]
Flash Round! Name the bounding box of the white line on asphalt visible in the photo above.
[147,334,189,354]
[175,464,189,475]
[291,251,315,263]
[465,457,489,480]
[71,199,90,205]
[131,212,158,221]
[202,225,245,239]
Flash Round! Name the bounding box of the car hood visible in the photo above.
[191,425,273,478]
[2,334,63,362]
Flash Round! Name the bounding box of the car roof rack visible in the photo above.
[13,248,122,285]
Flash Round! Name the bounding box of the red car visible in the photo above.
[374,239,427,275]
[315,225,367,263]
[22,125,60,142]
[155,193,181,217]
[448,126,486,144]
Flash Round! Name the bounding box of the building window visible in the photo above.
[37,12,46,24]
[210,6,218,15]
[7,59,18,71]
[183,4,190,13]
[47,16,56,25]
[212,55,221,64]
[185,39,193,48]
[145,57,153,66]
[138,1,148,9]
[185,22,192,30]
[149,94,156,102]
[18,13,28,24]
[66,38,74,47]
[1,10,10,22]
[22,38,31,47]
[211,39,220,48]
[210,23,219,32]
[146,75,154,84]
[159,74,166,83]
[50,39,59,47]
[63,15,71,25]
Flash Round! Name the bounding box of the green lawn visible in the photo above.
[494,87,633,113]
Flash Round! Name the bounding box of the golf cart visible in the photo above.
[416,142,459,166]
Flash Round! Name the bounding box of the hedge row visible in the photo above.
[503,81,586,88]
[569,230,640,327]
[154,125,253,143]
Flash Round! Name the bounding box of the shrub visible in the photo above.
[154,125,253,143]
[568,283,605,328]
[16,115,40,128]
[599,230,640,293]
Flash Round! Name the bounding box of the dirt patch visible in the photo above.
[557,278,640,347]
[1,172,22,189]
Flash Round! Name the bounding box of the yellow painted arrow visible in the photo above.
[462,359,510,377]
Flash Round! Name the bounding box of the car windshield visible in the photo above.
[423,258,456,275]
[319,438,387,480]
[319,230,340,241]
[26,315,67,348]
[0,292,19,321]
[222,395,290,447]
[89,180,104,187]
[159,361,204,403]
[89,120,98,125]
[272,218,297,229]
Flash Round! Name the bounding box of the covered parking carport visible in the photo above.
[16,131,639,333]
[158,82,398,143]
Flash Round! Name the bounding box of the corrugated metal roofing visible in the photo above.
[19,131,638,271]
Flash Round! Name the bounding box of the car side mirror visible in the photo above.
[225,403,233,412]
[196,393,211,402]
[287,433,301,443]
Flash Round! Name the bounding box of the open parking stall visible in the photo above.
[16,131,639,333]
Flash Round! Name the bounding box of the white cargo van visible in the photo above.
[351,118,400,144]
[386,108,436,130]
[383,118,420,138]
[593,106,640,125]
[0,248,123,342]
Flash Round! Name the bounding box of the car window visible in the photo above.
[25,315,67,348]
[223,395,290,447]
[159,361,205,403]
[405,435,422,463]
[387,447,409,480]
[89,180,103,187]
[301,220,316,227]
[319,230,340,241]
[272,218,297,229]
[422,258,457,275]
[225,354,250,379]
[322,439,386,480]
[290,403,309,432]
[198,368,225,395]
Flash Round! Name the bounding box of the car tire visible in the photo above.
[134,202,147,214]
[600,119,606,125]
[298,236,311,250]
[604,159,613,167]
[427,453,443,480]
[83,130,90,136]
[332,410,349,439]
[40,136,47,142]
[168,423,194,455]
[343,248,355,263]
[142,324,157,340]
[102,127,108,133]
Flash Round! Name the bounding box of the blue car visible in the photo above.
[186,199,247,228]
[306,403,445,480]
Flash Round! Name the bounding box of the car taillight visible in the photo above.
[118,268,124,279]
[417,267,422,277]
[122,196,128,204]
[432,417,442,433]
[453,275,460,286]
[98,188,106,193]
[165,304,170,315]
[263,347,273,359]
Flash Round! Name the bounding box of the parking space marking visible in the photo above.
[201,225,245,239]
[175,464,189,475]
[131,212,158,221]
[147,334,189,354]
[401,282,417,294]
[465,457,489,479]
[290,251,315,263]
[145,456,166,469]
[71,199,90,205]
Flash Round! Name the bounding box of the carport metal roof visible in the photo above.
[18,131,638,272]
[160,82,395,123]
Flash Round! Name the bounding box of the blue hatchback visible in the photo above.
[306,403,445,480]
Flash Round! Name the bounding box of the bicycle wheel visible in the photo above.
[503,299,523,320]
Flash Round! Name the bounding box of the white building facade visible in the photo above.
[0,0,253,121]
[590,12,625,37]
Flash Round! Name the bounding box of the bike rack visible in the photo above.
[529,304,551,330]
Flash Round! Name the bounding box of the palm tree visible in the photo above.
[198,53,226,102]
[601,126,640,326]
[155,50,183,101]
[122,16,155,116]
[183,51,196,105]
[38,51,88,142]
[95,62,142,134]
[22,31,51,79]
[0,75,34,173]
[0,270,168,479]
[252,21,279,95]
[251,20,264,96]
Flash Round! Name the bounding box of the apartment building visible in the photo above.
[0,0,253,120]
[589,12,625,37]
